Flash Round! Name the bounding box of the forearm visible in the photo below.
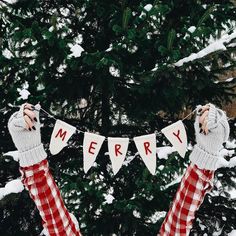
[20,159,81,236]
[159,163,214,236]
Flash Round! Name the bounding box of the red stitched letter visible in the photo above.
[55,128,67,141]
[115,144,122,157]
[144,142,152,155]
[173,130,182,143]
[88,141,97,155]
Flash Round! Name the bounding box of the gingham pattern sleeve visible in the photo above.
[20,159,82,236]
[159,163,214,236]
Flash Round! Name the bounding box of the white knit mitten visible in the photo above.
[189,104,230,170]
[8,103,47,167]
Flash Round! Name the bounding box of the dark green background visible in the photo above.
[0,0,236,235]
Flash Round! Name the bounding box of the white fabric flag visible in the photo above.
[49,119,76,155]
[161,120,187,158]
[108,137,129,175]
[133,133,156,175]
[83,132,105,173]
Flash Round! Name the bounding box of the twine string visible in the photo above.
[36,104,197,142]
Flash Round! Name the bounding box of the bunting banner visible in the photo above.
[161,120,187,158]
[49,119,76,155]
[83,132,105,173]
[133,133,157,175]
[108,137,129,175]
[44,106,196,174]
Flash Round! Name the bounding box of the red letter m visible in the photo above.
[55,128,67,141]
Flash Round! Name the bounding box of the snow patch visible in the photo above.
[175,30,236,66]
[106,44,113,52]
[144,4,153,12]
[0,179,24,201]
[225,77,234,82]
[157,146,176,159]
[228,230,236,236]
[2,0,18,4]
[146,211,166,223]
[229,156,236,168]
[103,187,115,205]
[219,148,235,157]
[123,154,137,166]
[226,139,236,149]
[133,210,141,218]
[139,4,153,18]
[37,83,45,91]
[109,66,120,77]
[62,100,68,108]
[17,81,30,100]
[3,151,19,162]
[188,26,196,33]
[2,48,14,59]
[69,44,84,58]
[79,98,88,109]
[103,194,114,204]
[164,174,183,189]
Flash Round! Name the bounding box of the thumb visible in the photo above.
[8,113,27,132]
[8,104,28,132]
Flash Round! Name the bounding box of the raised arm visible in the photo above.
[159,104,230,236]
[8,103,81,236]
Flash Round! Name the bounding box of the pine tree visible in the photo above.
[0,0,236,235]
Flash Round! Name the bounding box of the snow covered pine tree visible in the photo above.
[159,104,233,236]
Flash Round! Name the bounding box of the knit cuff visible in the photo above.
[19,144,47,167]
[189,144,220,171]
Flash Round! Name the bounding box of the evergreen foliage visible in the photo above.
[0,0,236,235]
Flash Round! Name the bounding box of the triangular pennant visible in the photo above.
[49,119,76,155]
[108,137,129,175]
[133,133,156,175]
[83,132,105,173]
[161,120,187,158]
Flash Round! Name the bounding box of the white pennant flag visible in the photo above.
[108,137,129,175]
[161,120,187,158]
[83,132,105,173]
[133,133,156,175]
[49,119,76,155]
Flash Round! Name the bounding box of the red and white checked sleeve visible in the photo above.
[159,163,214,236]
[20,159,82,236]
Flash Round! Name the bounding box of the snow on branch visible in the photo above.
[0,179,24,200]
[3,150,19,161]
[174,30,236,67]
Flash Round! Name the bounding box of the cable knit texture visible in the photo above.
[8,104,47,167]
[189,104,230,170]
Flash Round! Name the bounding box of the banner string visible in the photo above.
[40,107,57,121]
[36,105,197,142]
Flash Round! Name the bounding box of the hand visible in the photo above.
[198,104,210,135]
[189,103,230,170]
[22,103,38,131]
[8,103,47,167]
